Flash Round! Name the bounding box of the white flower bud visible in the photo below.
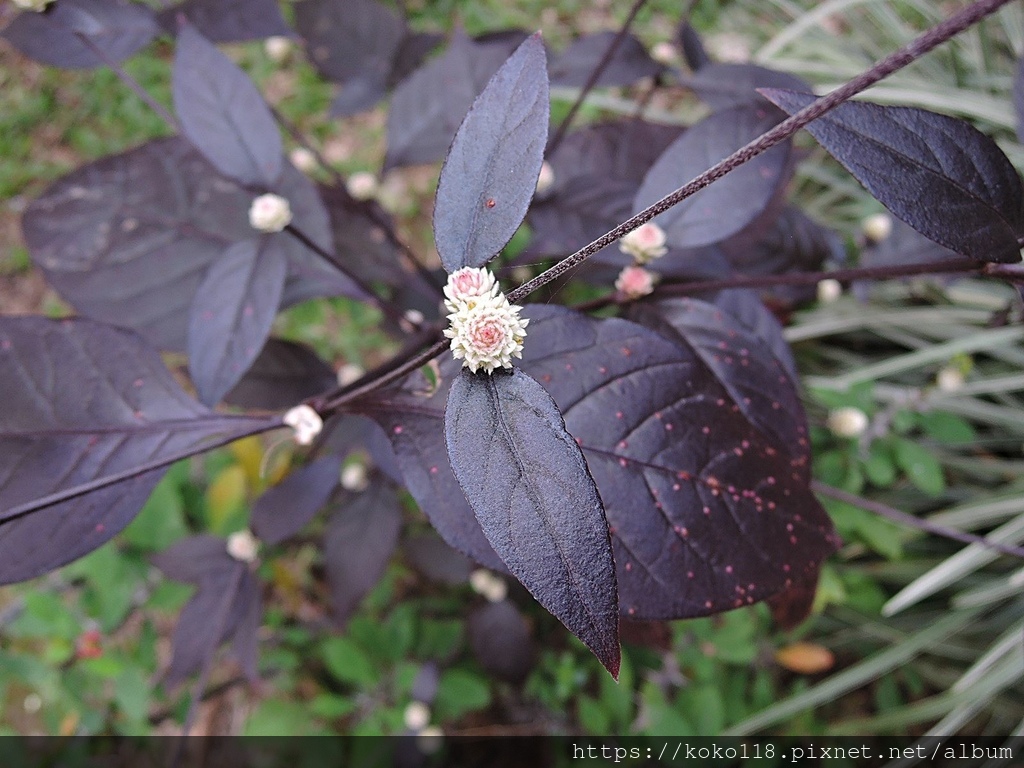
[346,171,379,201]
[816,278,842,303]
[404,309,425,327]
[708,32,750,63]
[469,569,508,603]
[615,265,657,299]
[827,407,869,438]
[289,147,317,173]
[23,693,42,713]
[340,463,369,492]
[249,193,293,233]
[337,363,364,386]
[619,222,668,263]
[227,530,259,563]
[862,212,893,243]
[651,41,677,66]
[283,404,323,446]
[403,701,431,732]
[535,161,555,195]
[264,36,293,63]
[13,0,54,11]
[444,268,528,374]
[936,366,965,392]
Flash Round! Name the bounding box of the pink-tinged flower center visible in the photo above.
[468,314,507,354]
[615,265,656,298]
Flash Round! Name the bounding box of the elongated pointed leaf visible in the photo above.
[519,306,839,620]
[526,119,682,258]
[188,238,288,406]
[0,318,275,584]
[173,24,282,186]
[353,368,506,571]
[635,105,792,249]
[250,455,342,545]
[763,89,1024,264]
[549,32,661,88]
[2,0,157,69]
[23,138,357,351]
[324,480,403,628]
[433,34,549,272]
[384,31,529,170]
[444,368,620,676]
[159,0,289,43]
[152,534,236,584]
[224,338,337,411]
[688,63,810,111]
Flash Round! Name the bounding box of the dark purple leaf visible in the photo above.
[763,89,1024,264]
[250,455,342,545]
[173,24,282,187]
[709,289,799,385]
[433,34,549,272]
[223,338,337,411]
[384,31,529,170]
[187,238,288,407]
[677,22,710,72]
[688,63,810,111]
[526,120,682,257]
[631,298,809,469]
[518,306,839,620]
[766,568,821,630]
[468,600,535,683]
[317,184,408,292]
[152,534,236,584]
[444,367,620,677]
[23,138,357,352]
[388,31,444,87]
[0,318,274,585]
[402,531,474,585]
[324,480,403,627]
[158,0,289,43]
[2,0,156,69]
[230,569,263,681]
[296,0,403,90]
[549,31,661,88]
[163,562,260,686]
[354,367,505,572]
[635,105,792,249]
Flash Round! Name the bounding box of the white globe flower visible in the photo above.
[619,222,668,263]
[283,404,323,445]
[827,407,869,438]
[443,267,499,314]
[264,36,293,63]
[862,212,893,242]
[226,530,259,563]
[444,297,528,375]
[936,366,965,392]
[817,278,842,303]
[469,569,508,603]
[336,363,364,386]
[651,41,677,66]
[403,701,431,732]
[289,147,317,173]
[249,193,293,233]
[340,463,369,492]
[346,171,379,201]
[615,265,657,299]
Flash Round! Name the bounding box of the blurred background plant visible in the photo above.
[0,0,1022,738]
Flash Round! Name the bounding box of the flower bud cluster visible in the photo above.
[249,193,293,233]
[615,221,667,299]
[13,0,53,11]
[443,267,528,374]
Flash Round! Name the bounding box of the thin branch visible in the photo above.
[0,419,280,526]
[507,0,1017,306]
[813,481,1024,560]
[546,0,651,156]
